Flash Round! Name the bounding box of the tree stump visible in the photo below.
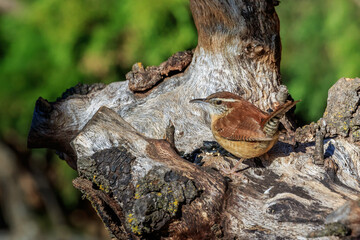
[28,0,360,239]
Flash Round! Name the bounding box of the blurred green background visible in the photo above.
[0,0,359,239]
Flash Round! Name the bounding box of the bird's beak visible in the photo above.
[189,98,206,104]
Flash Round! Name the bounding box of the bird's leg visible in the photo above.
[221,158,247,177]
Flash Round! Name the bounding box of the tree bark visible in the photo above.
[27,0,360,239]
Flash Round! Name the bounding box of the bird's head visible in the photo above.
[190,91,243,117]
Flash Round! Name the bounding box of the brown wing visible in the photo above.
[213,101,272,141]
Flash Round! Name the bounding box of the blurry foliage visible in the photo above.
[277,0,360,122]
[50,155,80,207]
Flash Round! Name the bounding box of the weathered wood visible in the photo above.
[296,77,360,143]
[28,83,107,169]
[69,100,360,239]
[73,107,226,239]
[27,0,360,239]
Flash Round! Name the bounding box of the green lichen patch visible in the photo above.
[295,121,318,142]
[352,127,360,142]
[126,167,199,236]
[308,222,351,238]
[78,146,135,195]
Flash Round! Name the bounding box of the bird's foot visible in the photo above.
[220,158,248,179]
[221,166,245,178]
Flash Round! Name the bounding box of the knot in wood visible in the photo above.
[244,43,269,59]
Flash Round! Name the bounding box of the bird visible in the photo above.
[190,91,299,176]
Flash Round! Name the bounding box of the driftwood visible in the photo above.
[28,0,360,239]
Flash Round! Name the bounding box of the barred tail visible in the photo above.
[263,115,282,137]
[262,100,300,137]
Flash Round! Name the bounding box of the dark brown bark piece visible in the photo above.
[73,177,130,239]
[159,50,194,76]
[126,50,194,92]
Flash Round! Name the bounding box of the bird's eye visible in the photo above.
[215,100,222,105]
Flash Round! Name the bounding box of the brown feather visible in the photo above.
[213,98,272,141]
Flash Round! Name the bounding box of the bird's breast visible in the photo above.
[212,130,279,158]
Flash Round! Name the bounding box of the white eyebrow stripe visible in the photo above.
[212,98,240,102]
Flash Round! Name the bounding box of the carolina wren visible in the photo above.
[190,92,299,175]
